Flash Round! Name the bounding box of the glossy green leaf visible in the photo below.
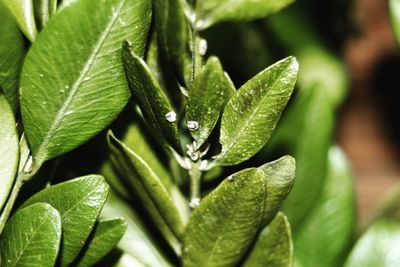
[243,212,293,267]
[21,175,109,267]
[75,218,127,267]
[0,203,61,267]
[182,168,267,267]
[217,56,298,166]
[108,131,184,240]
[122,42,182,152]
[0,3,25,112]
[344,219,400,267]
[154,0,191,85]
[258,155,295,226]
[0,94,19,212]
[187,56,235,149]
[195,0,295,30]
[1,0,37,41]
[390,0,400,45]
[20,0,152,167]
[101,192,173,267]
[294,146,356,267]
[279,84,334,229]
[115,121,189,220]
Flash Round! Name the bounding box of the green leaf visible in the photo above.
[294,146,356,267]
[113,121,189,220]
[108,131,184,240]
[122,42,182,153]
[182,168,267,267]
[390,0,400,45]
[0,3,25,112]
[1,0,37,41]
[268,9,349,108]
[75,218,127,267]
[153,0,191,85]
[279,84,334,229]
[187,56,235,149]
[195,0,295,30]
[34,0,58,28]
[101,192,173,267]
[0,94,19,212]
[243,212,293,267]
[21,175,109,267]
[258,155,295,226]
[344,219,400,267]
[368,182,400,224]
[217,56,298,166]
[20,0,152,167]
[0,203,62,267]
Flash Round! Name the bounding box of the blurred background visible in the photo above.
[340,0,399,222]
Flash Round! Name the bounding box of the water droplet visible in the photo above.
[228,175,234,181]
[64,85,70,90]
[39,73,44,77]
[198,39,208,56]
[165,111,177,122]
[187,121,199,131]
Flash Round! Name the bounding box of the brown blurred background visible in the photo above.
[340,0,400,222]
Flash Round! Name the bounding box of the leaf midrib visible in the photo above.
[220,66,289,160]
[34,0,127,164]
[12,210,57,266]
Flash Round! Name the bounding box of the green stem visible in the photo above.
[189,162,202,208]
[0,161,39,234]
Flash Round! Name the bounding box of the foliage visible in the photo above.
[1,0,400,266]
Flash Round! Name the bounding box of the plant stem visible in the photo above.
[0,161,38,234]
[189,162,202,208]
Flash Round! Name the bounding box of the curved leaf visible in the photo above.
[34,0,58,28]
[294,146,356,267]
[154,0,191,85]
[0,94,19,211]
[0,203,61,267]
[75,218,127,267]
[390,0,400,45]
[182,168,267,267]
[101,192,173,267]
[21,175,109,267]
[217,56,298,166]
[1,0,37,41]
[344,219,400,267]
[108,131,184,240]
[258,155,295,226]
[122,42,182,152]
[187,56,235,149]
[0,3,25,112]
[243,212,293,267]
[281,84,334,229]
[20,0,152,167]
[196,0,295,30]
